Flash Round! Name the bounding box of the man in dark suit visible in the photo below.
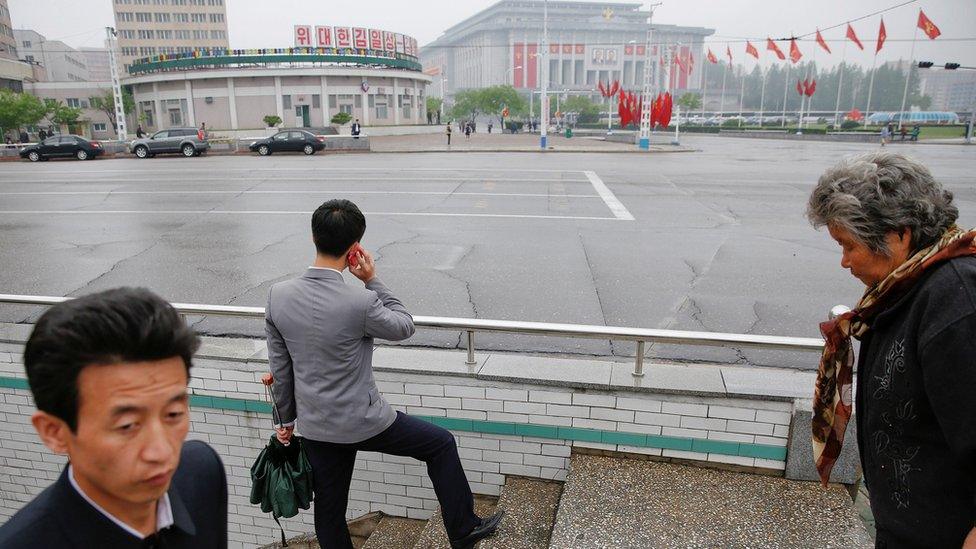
[266,199,502,549]
[351,118,362,139]
[0,288,227,548]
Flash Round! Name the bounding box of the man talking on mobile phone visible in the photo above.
[265,199,503,549]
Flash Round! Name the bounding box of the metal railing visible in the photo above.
[0,293,830,377]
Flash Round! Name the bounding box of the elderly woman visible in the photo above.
[806,151,975,548]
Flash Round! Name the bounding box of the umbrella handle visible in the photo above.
[263,373,290,447]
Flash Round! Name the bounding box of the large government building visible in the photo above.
[421,1,713,101]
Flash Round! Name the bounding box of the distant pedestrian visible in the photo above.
[464,123,471,139]
[899,126,908,141]
[136,125,145,138]
[446,123,452,146]
[487,122,493,134]
[880,125,890,147]
[19,130,28,143]
[197,122,206,141]
[351,118,362,139]
[910,125,921,141]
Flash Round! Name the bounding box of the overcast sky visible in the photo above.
[8,0,973,70]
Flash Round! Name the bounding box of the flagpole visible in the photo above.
[737,66,744,127]
[700,54,708,121]
[833,34,848,127]
[758,66,767,126]
[719,54,727,119]
[781,62,791,127]
[897,12,921,131]
[864,51,879,126]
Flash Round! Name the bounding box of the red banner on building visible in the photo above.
[636,45,645,56]
[383,31,395,52]
[353,27,368,49]
[335,27,352,48]
[562,44,572,54]
[549,43,559,54]
[369,29,383,50]
[624,44,634,55]
[513,43,525,88]
[527,43,538,88]
[316,26,333,48]
[575,44,584,54]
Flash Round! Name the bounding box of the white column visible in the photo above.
[184,80,196,127]
[393,77,400,124]
[320,75,329,125]
[361,88,370,125]
[274,76,284,119]
[152,82,163,129]
[227,77,238,129]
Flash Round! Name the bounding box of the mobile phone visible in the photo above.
[347,245,361,267]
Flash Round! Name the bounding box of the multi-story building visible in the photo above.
[112,0,230,75]
[0,0,15,59]
[421,1,713,101]
[79,47,111,81]
[919,69,976,113]
[13,29,90,82]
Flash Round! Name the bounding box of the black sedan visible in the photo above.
[20,135,104,162]
[249,130,325,156]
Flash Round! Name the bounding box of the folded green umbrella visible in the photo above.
[250,382,314,546]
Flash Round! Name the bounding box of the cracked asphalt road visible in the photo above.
[1,135,972,369]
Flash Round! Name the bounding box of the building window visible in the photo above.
[24,55,34,62]
[209,13,224,23]
[119,30,135,39]
[93,123,107,131]
[135,11,151,22]
[174,13,189,23]
[312,94,320,108]
[66,98,80,108]
[191,13,205,23]
[210,30,225,40]
[21,40,30,48]
[154,12,170,22]
[137,29,154,39]
[117,12,133,22]
[192,30,207,39]
[175,30,190,39]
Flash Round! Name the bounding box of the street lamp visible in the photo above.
[506,65,523,86]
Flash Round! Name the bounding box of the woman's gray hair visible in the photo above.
[806,151,958,255]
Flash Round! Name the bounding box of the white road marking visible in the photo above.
[0,210,623,221]
[0,190,602,198]
[583,170,635,221]
[0,166,586,175]
[2,176,590,184]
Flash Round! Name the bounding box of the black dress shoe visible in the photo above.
[450,511,505,549]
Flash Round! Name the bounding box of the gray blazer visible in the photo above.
[266,268,415,443]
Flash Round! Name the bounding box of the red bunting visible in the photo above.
[816,29,831,54]
[917,10,940,40]
[796,79,804,96]
[659,92,673,128]
[876,18,887,53]
[726,44,732,64]
[745,41,759,59]
[805,79,817,97]
[766,38,785,60]
[618,91,630,127]
[789,39,802,64]
[707,49,718,64]
[846,23,864,50]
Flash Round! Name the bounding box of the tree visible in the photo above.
[88,88,134,131]
[562,95,601,123]
[449,89,482,121]
[0,90,48,137]
[476,85,525,126]
[676,93,702,111]
[426,97,442,124]
[44,99,82,128]
[262,114,282,127]
[330,112,352,125]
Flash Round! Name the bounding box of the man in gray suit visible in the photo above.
[266,199,503,549]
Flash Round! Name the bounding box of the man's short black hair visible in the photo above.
[23,287,200,432]
[311,199,366,257]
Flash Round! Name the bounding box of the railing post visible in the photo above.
[633,340,645,377]
[179,313,188,325]
[465,330,476,365]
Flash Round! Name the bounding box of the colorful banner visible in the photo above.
[352,27,368,49]
[527,43,538,88]
[513,42,525,88]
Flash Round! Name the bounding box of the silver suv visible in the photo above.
[129,127,210,158]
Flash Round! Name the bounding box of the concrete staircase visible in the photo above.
[273,453,871,548]
[547,453,873,548]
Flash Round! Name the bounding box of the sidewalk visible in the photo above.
[369,131,695,153]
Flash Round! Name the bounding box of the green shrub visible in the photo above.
[330,112,352,125]
[262,115,281,128]
[840,120,861,130]
[721,119,742,128]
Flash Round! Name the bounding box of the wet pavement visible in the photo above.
[0,136,972,368]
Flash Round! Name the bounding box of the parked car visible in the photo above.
[249,130,325,156]
[19,135,104,162]
[129,127,209,158]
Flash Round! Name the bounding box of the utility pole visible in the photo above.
[106,27,127,141]
[637,2,662,150]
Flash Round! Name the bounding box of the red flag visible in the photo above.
[598,81,608,97]
[745,41,759,59]
[674,51,685,73]
[917,10,940,39]
[789,39,802,64]
[659,92,673,128]
[610,80,619,96]
[707,48,718,64]
[876,18,887,53]
[687,51,694,74]
[651,93,661,127]
[797,79,804,96]
[805,78,817,97]
[766,38,785,60]
[815,29,831,54]
[618,92,630,127]
[726,44,732,64]
[845,23,864,50]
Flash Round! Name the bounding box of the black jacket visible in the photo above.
[0,441,227,548]
[856,256,976,548]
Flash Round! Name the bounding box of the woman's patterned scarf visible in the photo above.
[812,225,976,486]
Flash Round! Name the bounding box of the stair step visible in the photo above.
[548,453,873,548]
[479,477,562,549]
[362,516,427,549]
[412,495,498,549]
